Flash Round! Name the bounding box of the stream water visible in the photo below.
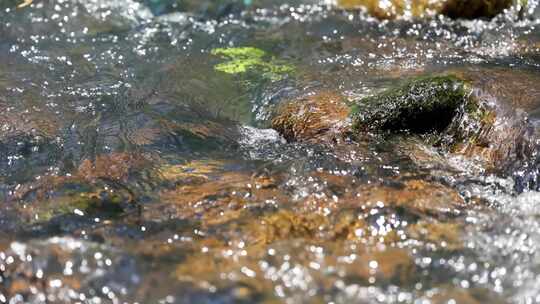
[1,0,540,303]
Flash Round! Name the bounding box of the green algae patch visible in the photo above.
[211,47,295,81]
[351,75,473,134]
[211,47,266,74]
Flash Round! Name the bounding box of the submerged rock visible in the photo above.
[354,179,468,218]
[11,152,157,225]
[336,0,513,19]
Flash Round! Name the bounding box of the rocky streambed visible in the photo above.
[1,0,540,303]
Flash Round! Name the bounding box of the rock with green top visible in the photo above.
[349,74,540,189]
[351,75,472,134]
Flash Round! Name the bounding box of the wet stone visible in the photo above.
[347,73,540,185]
[272,91,350,143]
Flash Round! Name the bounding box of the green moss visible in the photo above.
[351,75,472,134]
[212,47,266,60]
[211,47,294,81]
[214,57,263,74]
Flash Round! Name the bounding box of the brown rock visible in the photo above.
[272,91,350,143]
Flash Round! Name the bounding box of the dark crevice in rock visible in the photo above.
[351,75,471,136]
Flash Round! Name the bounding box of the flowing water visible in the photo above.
[1,0,540,303]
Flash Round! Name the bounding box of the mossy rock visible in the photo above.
[337,0,513,20]
[350,73,537,180]
[351,75,473,135]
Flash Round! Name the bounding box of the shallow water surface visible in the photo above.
[1,0,540,303]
